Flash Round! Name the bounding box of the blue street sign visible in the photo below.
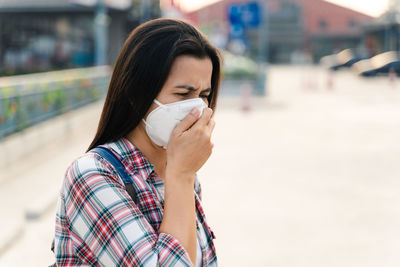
[228,2,261,28]
[229,4,243,26]
[229,23,245,39]
[243,2,261,28]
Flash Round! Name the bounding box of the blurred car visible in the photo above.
[320,49,368,71]
[320,54,338,69]
[352,51,400,77]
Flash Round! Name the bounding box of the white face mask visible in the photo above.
[142,98,207,149]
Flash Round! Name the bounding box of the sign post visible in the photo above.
[228,1,268,96]
[256,0,268,96]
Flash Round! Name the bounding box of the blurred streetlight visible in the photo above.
[70,0,131,66]
[140,0,151,23]
[95,0,108,65]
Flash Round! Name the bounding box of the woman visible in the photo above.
[54,18,221,266]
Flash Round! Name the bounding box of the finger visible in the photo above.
[193,108,213,129]
[173,107,200,134]
[207,119,216,134]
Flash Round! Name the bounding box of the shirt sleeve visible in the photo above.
[194,175,202,201]
[62,154,193,267]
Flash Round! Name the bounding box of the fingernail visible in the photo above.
[191,108,199,115]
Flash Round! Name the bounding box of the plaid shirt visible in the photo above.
[54,138,217,266]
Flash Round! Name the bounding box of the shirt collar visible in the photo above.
[106,137,155,181]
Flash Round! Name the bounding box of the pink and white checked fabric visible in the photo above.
[54,138,217,266]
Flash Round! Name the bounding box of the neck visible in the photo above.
[126,122,167,178]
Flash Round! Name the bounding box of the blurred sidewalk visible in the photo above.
[0,101,103,265]
[1,66,400,266]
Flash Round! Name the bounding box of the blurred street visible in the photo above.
[0,65,400,266]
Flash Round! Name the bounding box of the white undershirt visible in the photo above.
[196,237,202,267]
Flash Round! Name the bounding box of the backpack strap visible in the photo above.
[92,146,164,231]
[91,146,139,204]
[51,146,139,255]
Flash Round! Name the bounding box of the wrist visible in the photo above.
[163,171,196,210]
[165,168,195,185]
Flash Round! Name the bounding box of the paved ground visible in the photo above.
[0,66,399,266]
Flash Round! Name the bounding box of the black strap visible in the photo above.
[124,183,139,204]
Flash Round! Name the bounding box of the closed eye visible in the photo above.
[174,85,211,99]
[175,92,189,97]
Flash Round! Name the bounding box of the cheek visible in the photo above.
[156,90,180,104]
[164,94,181,103]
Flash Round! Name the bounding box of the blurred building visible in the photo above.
[267,0,305,63]
[296,0,372,61]
[362,0,400,55]
[0,0,161,76]
[186,0,373,63]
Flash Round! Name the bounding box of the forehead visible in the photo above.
[164,55,213,87]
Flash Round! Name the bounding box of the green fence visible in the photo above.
[0,66,111,139]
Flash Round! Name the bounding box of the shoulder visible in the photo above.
[62,150,123,196]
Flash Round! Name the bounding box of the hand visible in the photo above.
[166,107,215,182]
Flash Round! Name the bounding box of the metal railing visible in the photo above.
[0,66,111,139]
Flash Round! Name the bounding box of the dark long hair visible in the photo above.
[87,18,222,151]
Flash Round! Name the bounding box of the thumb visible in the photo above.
[173,107,200,134]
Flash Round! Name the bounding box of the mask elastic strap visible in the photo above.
[142,118,151,128]
[153,99,164,107]
[142,99,163,128]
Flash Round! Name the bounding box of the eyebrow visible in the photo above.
[175,85,212,93]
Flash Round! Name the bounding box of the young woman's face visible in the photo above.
[145,55,213,117]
